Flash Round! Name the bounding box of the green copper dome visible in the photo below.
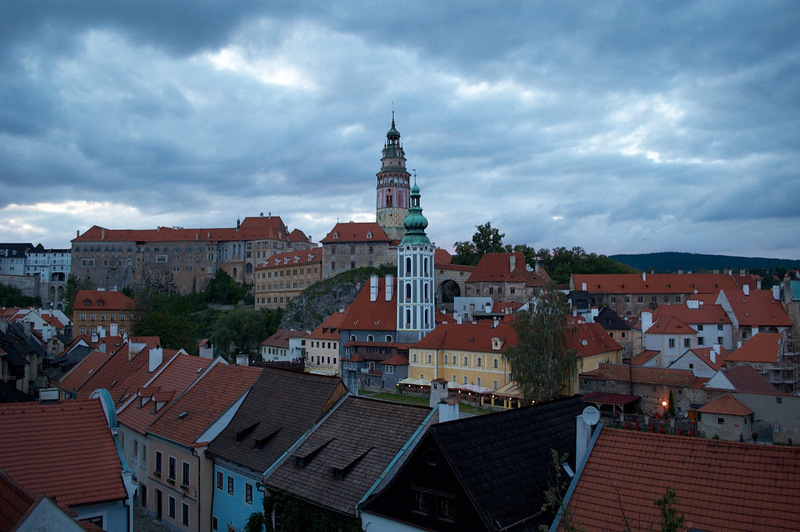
[400,182,430,246]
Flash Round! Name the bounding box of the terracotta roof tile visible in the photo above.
[582,363,698,387]
[261,329,309,348]
[147,363,262,447]
[339,276,397,331]
[726,333,780,363]
[572,273,748,294]
[697,393,753,416]
[630,350,660,366]
[320,222,390,243]
[0,399,128,507]
[718,289,792,327]
[73,290,135,311]
[467,252,550,287]
[568,322,623,358]
[255,247,321,270]
[646,315,697,335]
[564,428,800,531]
[413,321,516,352]
[712,365,780,394]
[308,307,350,340]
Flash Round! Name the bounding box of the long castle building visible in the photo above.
[71,215,313,294]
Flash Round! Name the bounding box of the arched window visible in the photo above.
[406,309,412,328]
[350,335,356,342]
[424,309,430,328]
[406,282,412,300]
[424,283,429,301]
[423,258,429,276]
[385,335,393,342]
[405,257,411,275]
[367,334,374,342]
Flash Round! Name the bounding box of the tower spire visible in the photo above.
[376,113,411,241]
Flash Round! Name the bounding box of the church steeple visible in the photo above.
[397,180,434,343]
[376,113,411,241]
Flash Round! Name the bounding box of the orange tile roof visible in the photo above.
[73,290,135,311]
[568,322,623,358]
[255,247,322,270]
[0,399,128,508]
[581,363,701,387]
[413,321,517,352]
[382,354,409,365]
[58,349,113,393]
[339,276,397,331]
[434,247,452,265]
[147,363,262,447]
[117,353,212,434]
[320,222,390,243]
[467,252,550,287]
[261,329,309,348]
[697,393,753,416]
[712,365,780,394]
[630,350,660,366]
[435,262,475,272]
[646,315,697,335]
[653,301,731,325]
[563,428,800,531]
[684,346,728,371]
[572,272,745,294]
[307,307,350,340]
[726,333,780,363]
[72,216,302,244]
[719,289,792,327]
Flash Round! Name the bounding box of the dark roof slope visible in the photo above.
[429,396,586,530]
[263,396,432,517]
[207,369,348,472]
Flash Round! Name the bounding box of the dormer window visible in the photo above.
[84,299,91,306]
[366,231,373,239]
[97,299,104,306]
[333,232,339,239]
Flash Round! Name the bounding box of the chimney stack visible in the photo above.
[385,274,394,301]
[370,275,379,302]
[509,255,516,272]
[743,285,750,296]
[149,345,163,372]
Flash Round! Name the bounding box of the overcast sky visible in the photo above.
[2,1,798,259]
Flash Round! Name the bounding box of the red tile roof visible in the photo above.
[630,350,660,366]
[718,289,792,327]
[147,363,262,447]
[339,276,397,331]
[261,329,309,348]
[684,346,728,371]
[255,247,322,270]
[320,222,390,243]
[73,290,135,311]
[0,399,128,508]
[581,363,702,388]
[653,302,731,325]
[307,307,350,340]
[72,216,302,244]
[382,354,409,365]
[563,428,800,531]
[726,333,780,363]
[645,315,697,335]
[572,272,746,294]
[568,322,623,358]
[413,321,517,353]
[434,247,452,265]
[712,365,780,394]
[117,352,212,434]
[467,252,550,287]
[697,393,753,416]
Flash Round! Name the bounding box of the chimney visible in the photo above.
[492,317,499,329]
[576,407,599,468]
[24,321,32,337]
[385,274,394,301]
[772,284,780,301]
[641,310,653,335]
[743,285,750,296]
[98,325,106,338]
[711,345,718,364]
[581,282,587,291]
[91,331,99,344]
[110,323,118,336]
[642,272,646,282]
[455,312,462,324]
[101,228,106,240]
[369,275,379,302]
[149,345,163,372]
[438,397,460,423]
[509,255,516,272]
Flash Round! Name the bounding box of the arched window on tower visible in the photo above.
[405,257,411,276]
[423,258,429,276]
[424,309,430,329]
[424,283,429,302]
[406,282,412,300]
[406,309,412,328]
[386,192,392,207]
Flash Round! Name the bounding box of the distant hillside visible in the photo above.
[610,252,800,273]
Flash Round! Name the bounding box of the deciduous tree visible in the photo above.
[504,281,576,403]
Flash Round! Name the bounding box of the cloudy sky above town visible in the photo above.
[2,1,799,259]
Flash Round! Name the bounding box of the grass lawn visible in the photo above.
[358,390,489,416]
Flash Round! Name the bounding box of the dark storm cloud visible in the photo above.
[1,1,799,258]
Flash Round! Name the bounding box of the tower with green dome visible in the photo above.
[376,113,411,241]
[396,181,435,343]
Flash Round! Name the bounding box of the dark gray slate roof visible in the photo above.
[428,396,586,530]
[595,306,631,330]
[263,395,433,516]
[206,368,348,474]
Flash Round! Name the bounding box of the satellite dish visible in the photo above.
[581,406,600,426]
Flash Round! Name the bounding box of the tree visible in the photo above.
[453,222,506,266]
[504,281,576,403]
[655,488,686,532]
[533,246,638,285]
[210,309,267,360]
[204,269,249,305]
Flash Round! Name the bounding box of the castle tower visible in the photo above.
[396,182,435,343]
[376,113,411,241]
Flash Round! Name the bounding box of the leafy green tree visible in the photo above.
[0,283,41,308]
[453,222,506,266]
[534,246,638,285]
[210,309,266,360]
[204,269,250,305]
[244,511,265,532]
[655,488,686,532]
[504,281,576,403]
[64,274,92,315]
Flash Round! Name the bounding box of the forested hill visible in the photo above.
[610,252,800,273]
